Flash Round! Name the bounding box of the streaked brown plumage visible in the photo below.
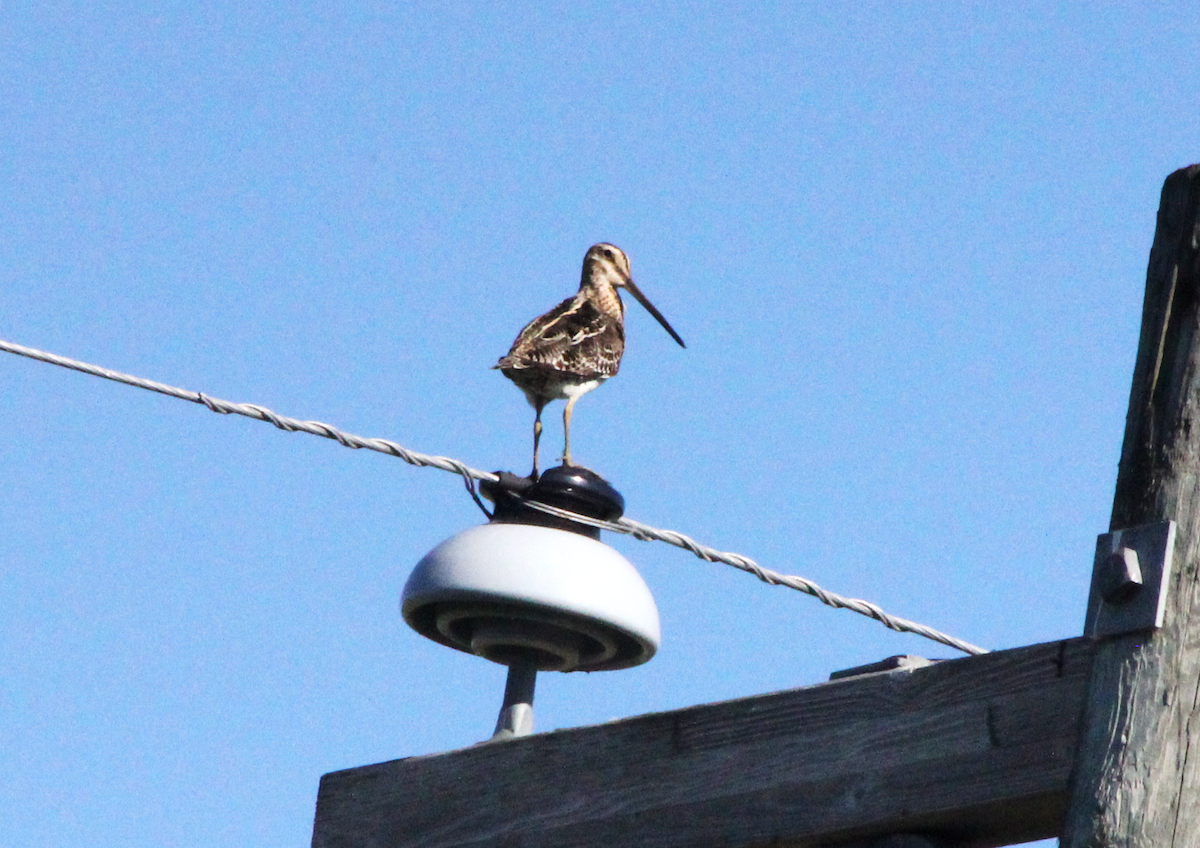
[496,243,685,477]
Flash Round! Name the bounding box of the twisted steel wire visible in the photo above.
[518,500,987,655]
[1,337,987,655]
[0,339,497,504]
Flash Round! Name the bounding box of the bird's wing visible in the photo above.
[497,294,624,379]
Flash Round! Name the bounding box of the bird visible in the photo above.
[496,243,686,478]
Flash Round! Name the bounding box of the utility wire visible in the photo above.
[521,499,986,655]
[0,337,987,656]
[0,339,496,509]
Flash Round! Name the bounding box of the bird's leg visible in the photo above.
[531,399,546,479]
[562,394,580,467]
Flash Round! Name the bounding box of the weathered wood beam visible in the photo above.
[1062,165,1200,845]
[312,638,1093,848]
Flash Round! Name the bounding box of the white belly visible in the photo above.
[561,379,604,399]
[526,377,606,405]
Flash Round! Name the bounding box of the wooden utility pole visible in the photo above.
[313,640,1091,847]
[1062,164,1200,846]
[311,166,1200,848]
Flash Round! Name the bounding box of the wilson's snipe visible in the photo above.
[496,243,685,478]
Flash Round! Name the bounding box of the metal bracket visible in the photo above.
[829,655,935,681]
[1085,520,1176,639]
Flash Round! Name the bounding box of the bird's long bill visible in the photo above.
[624,280,686,348]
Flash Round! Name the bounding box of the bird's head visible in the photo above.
[581,243,686,348]
[582,243,633,289]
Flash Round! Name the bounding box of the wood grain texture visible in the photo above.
[1063,164,1200,847]
[312,639,1093,848]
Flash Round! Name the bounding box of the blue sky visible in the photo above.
[2,4,1197,846]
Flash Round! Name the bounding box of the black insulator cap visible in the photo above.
[483,465,625,540]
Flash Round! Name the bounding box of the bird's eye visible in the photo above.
[602,248,614,259]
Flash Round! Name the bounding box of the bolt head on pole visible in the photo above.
[1086,521,1176,639]
[1101,546,1143,604]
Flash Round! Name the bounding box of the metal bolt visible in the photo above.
[1101,546,1143,604]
